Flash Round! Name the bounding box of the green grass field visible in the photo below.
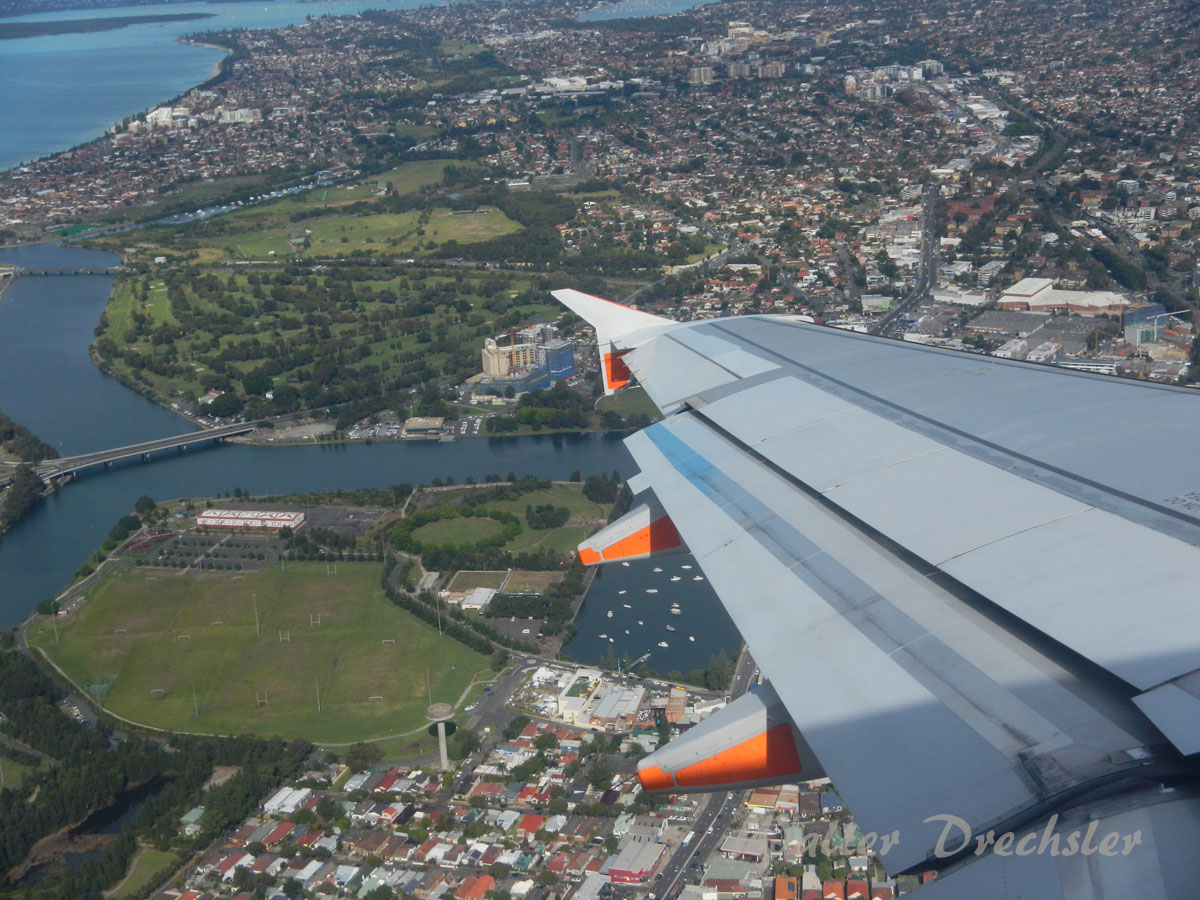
[596,387,662,422]
[378,159,471,194]
[445,570,509,591]
[29,562,487,743]
[0,758,40,790]
[413,517,505,546]
[503,525,593,555]
[111,848,179,899]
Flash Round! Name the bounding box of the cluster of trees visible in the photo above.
[1091,243,1149,291]
[485,385,592,433]
[0,409,58,461]
[582,472,621,504]
[525,503,569,530]
[0,649,311,897]
[1,464,46,532]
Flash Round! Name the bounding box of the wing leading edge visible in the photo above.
[558,293,1200,897]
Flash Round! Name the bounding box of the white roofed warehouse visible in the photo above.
[196,509,306,532]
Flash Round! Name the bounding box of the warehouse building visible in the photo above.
[608,842,666,883]
[197,509,305,531]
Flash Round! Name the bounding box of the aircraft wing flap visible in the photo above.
[626,422,1047,871]
[693,365,1200,695]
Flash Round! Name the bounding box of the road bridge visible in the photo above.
[14,267,123,276]
[0,422,256,488]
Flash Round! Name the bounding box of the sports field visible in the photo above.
[29,562,487,743]
[445,570,509,592]
[412,516,505,547]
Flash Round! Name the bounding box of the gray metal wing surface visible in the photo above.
[554,292,1200,898]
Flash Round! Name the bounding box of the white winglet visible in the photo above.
[552,289,674,394]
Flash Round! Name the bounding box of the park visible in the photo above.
[28,560,490,744]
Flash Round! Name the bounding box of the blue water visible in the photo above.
[580,0,718,21]
[0,0,717,172]
[564,557,739,681]
[0,0,443,171]
[0,0,737,671]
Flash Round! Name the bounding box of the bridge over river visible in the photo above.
[0,422,255,489]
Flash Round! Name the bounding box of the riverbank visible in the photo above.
[178,37,231,80]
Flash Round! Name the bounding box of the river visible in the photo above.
[0,244,740,670]
[0,0,739,670]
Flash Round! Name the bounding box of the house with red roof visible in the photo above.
[521,785,552,807]
[413,837,441,862]
[262,821,295,848]
[516,814,545,839]
[454,874,495,900]
[823,882,846,900]
[469,781,507,801]
[845,881,868,900]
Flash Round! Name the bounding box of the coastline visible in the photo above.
[178,38,231,79]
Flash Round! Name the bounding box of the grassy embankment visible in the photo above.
[28,561,488,744]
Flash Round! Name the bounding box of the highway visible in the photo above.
[873,182,940,337]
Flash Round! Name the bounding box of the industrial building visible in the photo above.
[607,842,666,883]
[995,277,1128,317]
[196,509,305,531]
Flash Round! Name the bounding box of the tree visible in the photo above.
[316,795,340,823]
[587,758,613,789]
[208,391,245,418]
[346,741,383,772]
[134,495,156,516]
[503,715,531,741]
[1,464,46,530]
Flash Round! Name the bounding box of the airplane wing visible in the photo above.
[555,289,1200,898]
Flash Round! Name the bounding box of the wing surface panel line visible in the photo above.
[640,421,1090,761]
[705,319,1200,544]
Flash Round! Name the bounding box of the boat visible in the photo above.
[658,641,669,648]
[681,565,693,570]
[637,620,644,626]
[625,629,630,635]
[689,635,696,642]
[653,567,662,573]
[607,610,613,618]
[618,590,627,595]
[609,637,615,643]
[646,588,658,594]
[621,561,630,567]
[665,624,676,632]
[670,576,681,582]
[670,607,682,617]
[599,633,608,639]
[622,603,632,609]
[693,576,704,581]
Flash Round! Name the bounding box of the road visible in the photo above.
[873,182,940,337]
[614,646,759,900]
